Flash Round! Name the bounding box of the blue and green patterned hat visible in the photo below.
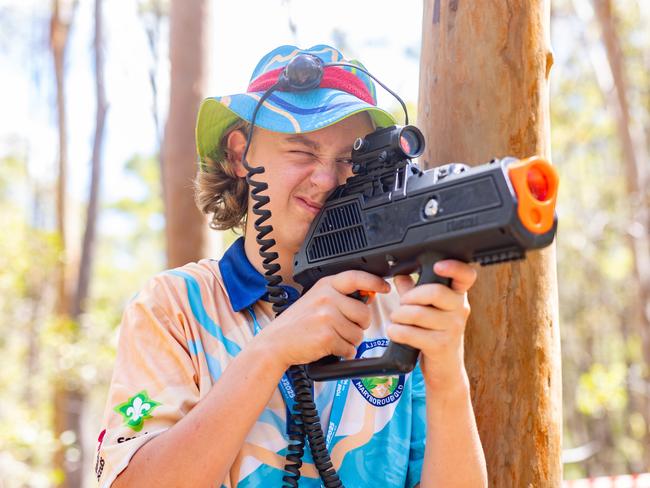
[195,44,397,169]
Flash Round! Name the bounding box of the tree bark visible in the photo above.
[417,1,562,486]
[591,0,650,468]
[162,0,209,268]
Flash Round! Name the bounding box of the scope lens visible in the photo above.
[399,128,423,157]
[527,166,550,201]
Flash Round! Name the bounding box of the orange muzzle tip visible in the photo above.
[507,156,559,234]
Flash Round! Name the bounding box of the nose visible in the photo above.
[309,160,341,192]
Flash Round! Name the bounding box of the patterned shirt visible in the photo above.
[95,237,426,487]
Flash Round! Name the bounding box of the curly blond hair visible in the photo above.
[194,120,250,231]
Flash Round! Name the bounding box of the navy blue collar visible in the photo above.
[218,237,300,312]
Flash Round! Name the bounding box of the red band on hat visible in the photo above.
[247,66,375,105]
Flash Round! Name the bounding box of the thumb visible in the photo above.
[393,274,415,297]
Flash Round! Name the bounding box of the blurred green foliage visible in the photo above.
[552,0,649,478]
[0,152,164,485]
[0,153,59,485]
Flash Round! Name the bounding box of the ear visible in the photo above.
[225,129,249,178]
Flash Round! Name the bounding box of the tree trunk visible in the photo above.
[138,0,166,207]
[592,0,650,468]
[417,1,562,486]
[73,0,107,319]
[51,0,107,484]
[162,0,209,268]
[51,0,70,320]
[50,2,82,486]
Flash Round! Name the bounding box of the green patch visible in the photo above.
[114,391,161,432]
[361,376,399,398]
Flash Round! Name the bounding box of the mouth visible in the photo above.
[295,196,323,216]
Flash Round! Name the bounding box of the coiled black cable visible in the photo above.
[240,82,343,488]
[239,90,287,316]
[282,407,306,485]
[238,53,411,486]
[289,365,342,487]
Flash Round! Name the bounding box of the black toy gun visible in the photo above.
[292,125,559,382]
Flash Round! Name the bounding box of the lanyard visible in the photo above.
[246,306,348,449]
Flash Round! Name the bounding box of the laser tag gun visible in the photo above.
[293,125,559,382]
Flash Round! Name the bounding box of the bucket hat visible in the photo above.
[195,44,397,170]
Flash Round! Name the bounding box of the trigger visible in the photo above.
[355,290,376,304]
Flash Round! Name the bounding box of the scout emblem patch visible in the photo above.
[114,391,161,432]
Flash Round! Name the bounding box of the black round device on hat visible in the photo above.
[277,53,324,91]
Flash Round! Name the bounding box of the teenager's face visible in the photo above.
[233,113,375,255]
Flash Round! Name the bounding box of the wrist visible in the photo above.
[249,328,291,374]
[424,366,471,403]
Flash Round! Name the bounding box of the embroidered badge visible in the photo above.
[114,391,161,432]
[352,339,405,406]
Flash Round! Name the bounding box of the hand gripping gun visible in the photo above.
[292,125,559,382]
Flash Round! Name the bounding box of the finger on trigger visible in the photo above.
[334,270,390,296]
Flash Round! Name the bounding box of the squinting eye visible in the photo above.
[289,151,316,159]
[336,158,353,165]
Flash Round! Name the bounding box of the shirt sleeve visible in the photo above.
[94,275,200,487]
[406,363,426,488]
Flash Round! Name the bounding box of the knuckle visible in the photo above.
[323,327,337,344]
[334,340,349,357]
[389,310,401,325]
[314,307,329,321]
[387,323,401,341]
[352,328,364,345]
[319,275,333,286]
[431,284,446,301]
[338,344,352,359]
[402,305,417,320]
[470,267,478,282]
[358,308,371,327]
[339,270,356,282]
[391,306,408,324]
[452,313,467,332]
[463,302,472,319]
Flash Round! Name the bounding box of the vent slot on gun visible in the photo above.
[473,247,525,266]
[308,202,367,261]
[317,202,362,233]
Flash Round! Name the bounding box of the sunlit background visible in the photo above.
[0,0,649,486]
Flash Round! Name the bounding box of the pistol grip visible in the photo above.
[306,252,452,381]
